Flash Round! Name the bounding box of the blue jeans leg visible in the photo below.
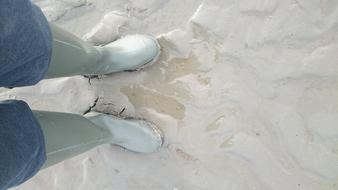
[0,0,52,189]
[0,100,46,190]
[0,0,52,88]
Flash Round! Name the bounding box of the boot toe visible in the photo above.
[87,113,164,153]
[117,119,164,153]
[101,35,161,72]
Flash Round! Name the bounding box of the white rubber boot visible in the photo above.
[46,24,161,78]
[94,35,161,73]
[35,111,163,169]
[86,112,164,153]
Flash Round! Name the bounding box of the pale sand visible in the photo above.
[2,0,338,189]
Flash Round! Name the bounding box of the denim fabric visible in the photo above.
[0,0,51,189]
[0,100,46,190]
[0,0,52,88]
